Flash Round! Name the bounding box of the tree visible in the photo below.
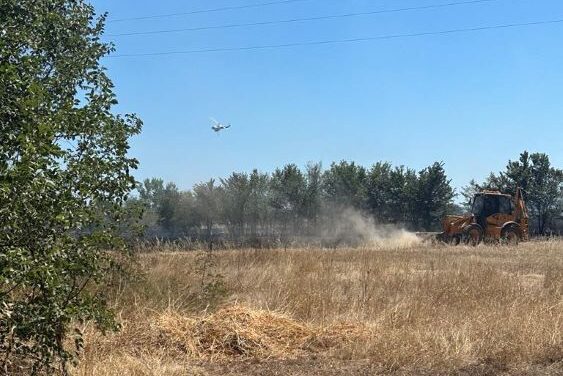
[322,161,368,210]
[159,183,182,237]
[169,191,199,238]
[134,178,164,239]
[367,162,397,222]
[193,180,222,246]
[247,170,271,238]
[390,166,419,226]
[0,1,141,373]
[138,178,166,209]
[302,162,323,233]
[220,173,251,239]
[137,179,200,238]
[269,164,307,238]
[414,162,455,231]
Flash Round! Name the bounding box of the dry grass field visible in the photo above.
[73,239,563,375]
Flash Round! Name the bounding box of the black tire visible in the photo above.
[463,225,483,246]
[501,226,520,245]
[450,235,461,246]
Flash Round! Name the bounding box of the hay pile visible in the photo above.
[156,305,368,360]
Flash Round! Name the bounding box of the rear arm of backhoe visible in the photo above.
[514,187,529,240]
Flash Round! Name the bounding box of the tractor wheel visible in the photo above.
[463,225,483,246]
[501,227,520,246]
[450,235,461,246]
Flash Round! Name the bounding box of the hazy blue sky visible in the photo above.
[92,0,563,194]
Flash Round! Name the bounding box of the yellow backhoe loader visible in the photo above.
[436,187,529,246]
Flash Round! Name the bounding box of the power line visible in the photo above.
[108,0,312,23]
[109,18,563,57]
[107,0,500,37]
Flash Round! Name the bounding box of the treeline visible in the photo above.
[126,161,456,245]
[126,152,563,245]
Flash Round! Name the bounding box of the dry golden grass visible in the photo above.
[74,239,563,375]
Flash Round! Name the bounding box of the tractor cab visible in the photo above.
[471,191,514,229]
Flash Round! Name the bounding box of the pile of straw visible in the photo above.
[156,305,367,360]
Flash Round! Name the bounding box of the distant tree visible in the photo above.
[193,179,222,246]
[135,178,165,237]
[221,173,251,239]
[122,196,159,239]
[413,162,455,231]
[270,164,307,237]
[247,170,271,237]
[159,183,182,237]
[366,162,393,222]
[391,166,419,226]
[365,163,421,226]
[322,161,368,210]
[0,0,141,372]
[302,162,323,232]
[137,179,183,238]
[172,191,200,237]
[138,178,166,209]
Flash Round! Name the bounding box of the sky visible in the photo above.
[91,0,563,195]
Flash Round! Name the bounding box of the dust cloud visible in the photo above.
[320,208,422,249]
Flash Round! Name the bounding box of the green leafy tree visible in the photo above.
[220,172,251,239]
[269,164,307,238]
[414,162,454,230]
[135,179,170,238]
[302,162,323,233]
[193,179,222,245]
[0,0,141,373]
[322,161,368,210]
[172,191,200,238]
[366,162,393,222]
[365,164,419,226]
[158,183,183,237]
[138,178,165,210]
[390,166,418,226]
[247,170,271,238]
[137,178,193,238]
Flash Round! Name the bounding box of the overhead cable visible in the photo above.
[108,0,501,37]
[109,18,563,57]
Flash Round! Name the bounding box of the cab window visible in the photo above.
[499,196,512,214]
[471,195,484,215]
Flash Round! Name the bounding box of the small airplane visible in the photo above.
[210,117,231,133]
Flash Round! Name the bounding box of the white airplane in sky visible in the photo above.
[210,117,231,133]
